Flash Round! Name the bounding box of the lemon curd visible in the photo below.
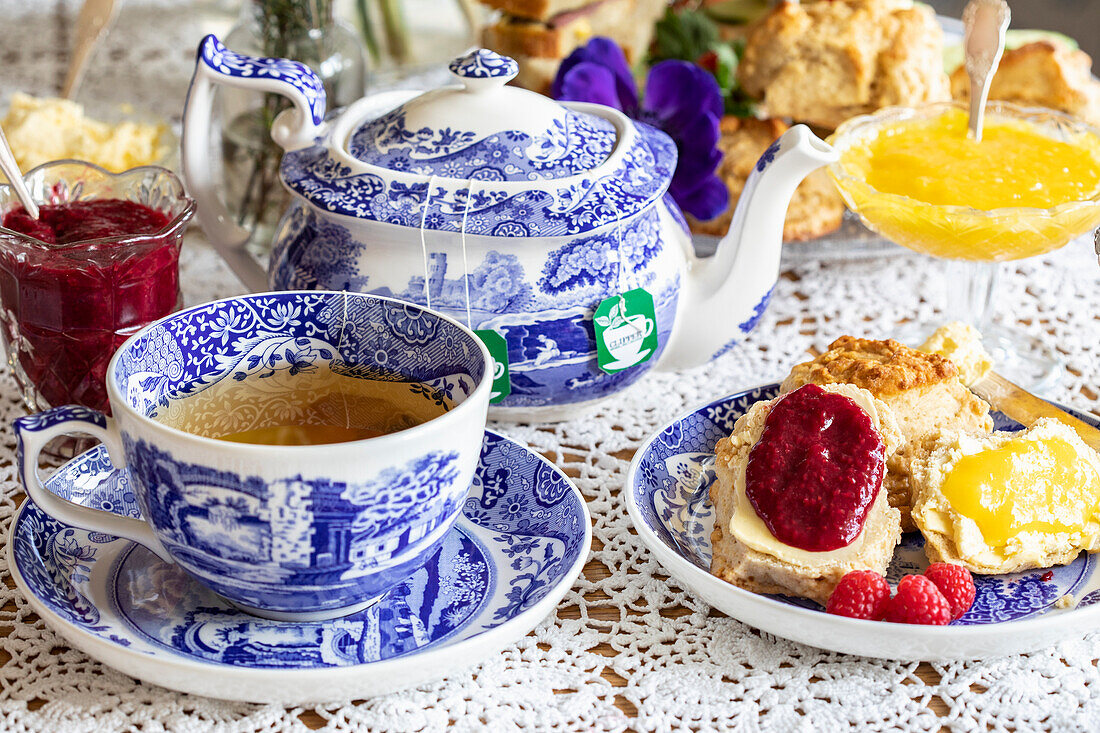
[832,107,1100,260]
[940,436,1100,548]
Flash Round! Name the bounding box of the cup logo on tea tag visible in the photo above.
[475,329,511,403]
[593,288,658,374]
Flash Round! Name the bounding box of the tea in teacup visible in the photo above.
[154,369,451,446]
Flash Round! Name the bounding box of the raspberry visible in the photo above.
[884,575,952,625]
[924,563,976,620]
[826,570,890,620]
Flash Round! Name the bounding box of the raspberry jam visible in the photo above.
[745,384,887,551]
[0,199,182,412]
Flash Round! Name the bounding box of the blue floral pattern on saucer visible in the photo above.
[629,384,1100,625]
[10,431,589,674]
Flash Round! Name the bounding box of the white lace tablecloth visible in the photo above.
[1,2,1100,731]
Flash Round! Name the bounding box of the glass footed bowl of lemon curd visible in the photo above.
[828,101,1100,387]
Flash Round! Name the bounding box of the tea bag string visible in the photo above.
[458,176,480,331]
[418,175,438,310]
[614,209,639,333]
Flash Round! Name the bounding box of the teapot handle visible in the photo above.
[181,35,327,292]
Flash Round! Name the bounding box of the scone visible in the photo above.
[919,321,993,387]
[911,419,1100,574]
[782,336,994,531]
[686,116,846,242]
[949,40,1100,127]
[710,383,904,604]
[738,0,950,130]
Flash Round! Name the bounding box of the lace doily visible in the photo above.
[0,236,1094,732]
[1,2,1099,730]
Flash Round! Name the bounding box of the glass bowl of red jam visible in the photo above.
[0,160,194,413]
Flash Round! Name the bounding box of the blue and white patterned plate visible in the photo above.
[626,383,1100,661]
[8,431,590,704]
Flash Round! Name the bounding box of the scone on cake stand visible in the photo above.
[736,0,951,130]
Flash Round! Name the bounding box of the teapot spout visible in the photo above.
[658,125,837,371]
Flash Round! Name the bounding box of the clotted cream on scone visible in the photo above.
[710,383,903,605]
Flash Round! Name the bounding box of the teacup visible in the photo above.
[15,291,492,621]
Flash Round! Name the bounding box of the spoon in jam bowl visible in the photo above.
[0,125,38,219]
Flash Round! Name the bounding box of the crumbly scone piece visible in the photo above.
[911,420,1100,574]
[685,116,846,241]
[949,41,1100,127]
[782,336,994,530]
[919,321,993,387]
[710,383,903,605]
[737,0,950,130]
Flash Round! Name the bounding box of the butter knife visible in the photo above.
[970,371,1100,452]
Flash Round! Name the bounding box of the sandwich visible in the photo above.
[479,0,667,94]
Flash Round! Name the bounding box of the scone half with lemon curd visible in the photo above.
[782,335,994,531]
[911,419,1100,575]
[710,383,904,605]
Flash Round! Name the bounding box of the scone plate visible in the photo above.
[625,383,1100,661]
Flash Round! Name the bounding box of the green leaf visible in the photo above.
[648,8,719,65]
[711,43,736,95]
[648,10,758,119]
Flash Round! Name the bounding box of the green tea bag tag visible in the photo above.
[593,288,658,374]
[475,329,511,403]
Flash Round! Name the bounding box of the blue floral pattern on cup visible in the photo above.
[15,405,107,433]
[114,292,484,416]
[629,384,1100,624]
[11,431,588,669]
[122,435,465,611]
[16,291,491,619]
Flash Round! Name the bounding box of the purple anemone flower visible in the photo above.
[552,38,729,221]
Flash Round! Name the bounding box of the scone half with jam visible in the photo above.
[911,419,1100,575]
[782,335,994,531]
[710,383,904,605]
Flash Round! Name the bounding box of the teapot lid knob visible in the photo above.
[448,49,519,92]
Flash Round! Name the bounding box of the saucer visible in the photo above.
[9,430,590,704]
[625,383,1100,661]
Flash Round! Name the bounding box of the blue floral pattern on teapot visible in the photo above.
[183,39,840,420]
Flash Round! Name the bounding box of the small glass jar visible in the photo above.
[0,161,194,413]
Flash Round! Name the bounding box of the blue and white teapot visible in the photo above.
[182,39,837,421]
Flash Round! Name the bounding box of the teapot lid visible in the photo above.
[345,49,617,181]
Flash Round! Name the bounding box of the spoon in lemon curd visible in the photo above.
[962,0,1010,142]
